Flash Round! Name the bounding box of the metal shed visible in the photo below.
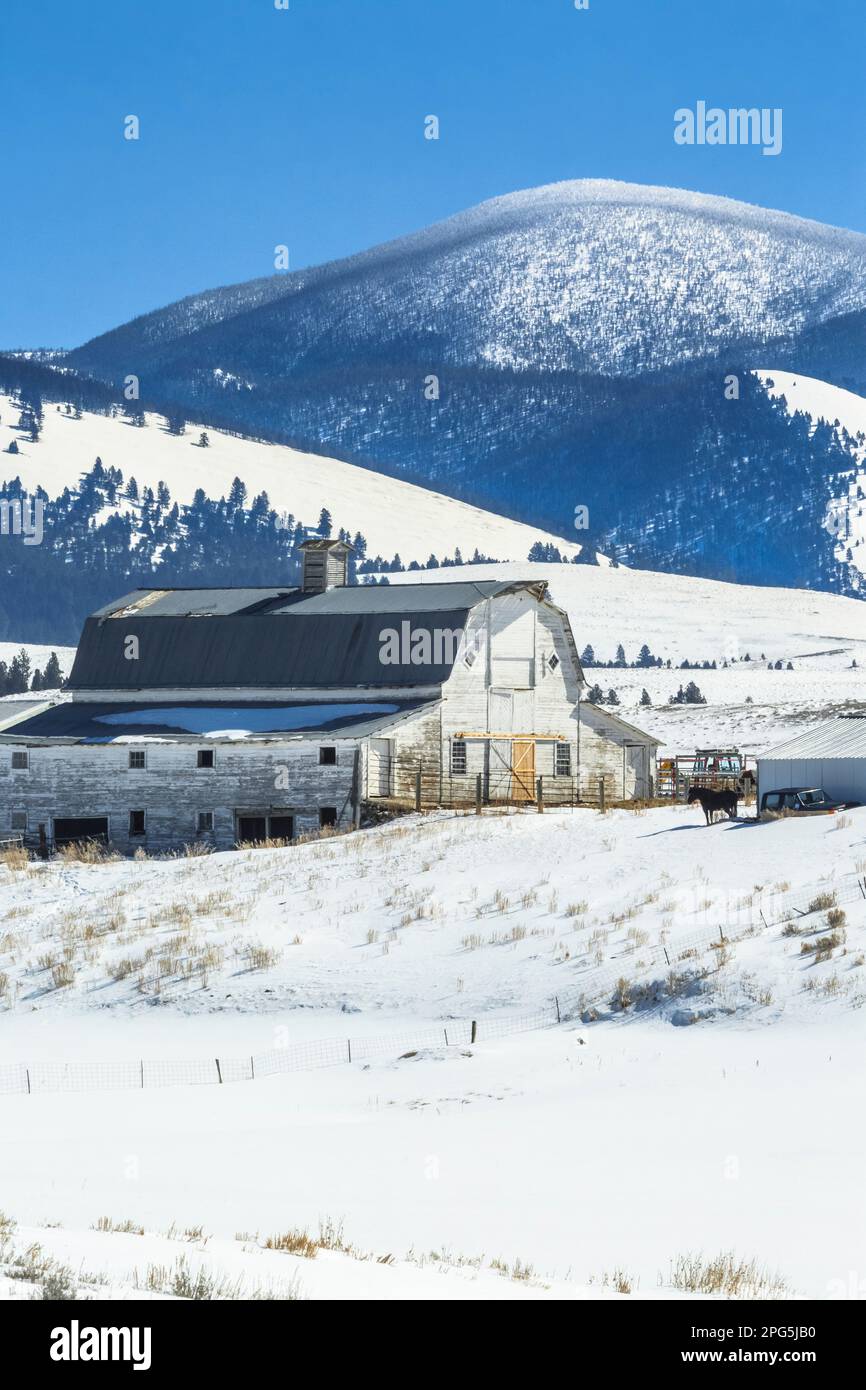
[757,716,866,805]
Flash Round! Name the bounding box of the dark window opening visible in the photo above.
[11,750,29,770]
[11,811,26,832]
[319,746,337,765]
[268,815,294,841]
[197,750,215,769]
[319,807,338,828]
[129,750,146,770]
[555,743,571,777]
[451,740,467,775]
[237,815,267,843]
[54,816,109,847]
[197,811,214,833]
[129,810,146,837]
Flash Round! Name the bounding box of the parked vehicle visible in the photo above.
[760,787,859,815]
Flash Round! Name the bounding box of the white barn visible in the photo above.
[757,716,866,808]
[0,541,660,853]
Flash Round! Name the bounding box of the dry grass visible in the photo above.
[669,1251,789,1299]
[264,1228,318,1259]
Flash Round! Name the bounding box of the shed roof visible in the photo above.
[758,716,866,762]
[0,699,435,745]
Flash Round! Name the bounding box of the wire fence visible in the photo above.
[1,870,859,1098]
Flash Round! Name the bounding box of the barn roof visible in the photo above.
[0,699,435,744]
[70,580,541,691]
[758,716,866,762]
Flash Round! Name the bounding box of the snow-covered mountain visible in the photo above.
[72,180,866,381]
[62,180,866,593]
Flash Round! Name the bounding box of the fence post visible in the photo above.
[347,1039,352,1063]
[444,1028,449,1045]
[554,995,561,1023]
[140,1060,144,1089]
[599,776,606,813]
[471,1020,477,1044]
[26,1067,31,1095]
[536,776,544,813]
[250,1055,255,1081]
[476,773,482,815]
[415,763,422,813]
[215,1058,222,1084]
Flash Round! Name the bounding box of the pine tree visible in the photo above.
[580,644,596,666]
[640,688,651,706]
[586,682,604,703]
[43,652,63,688]
[606,688,620,705]
[317,508,333,538]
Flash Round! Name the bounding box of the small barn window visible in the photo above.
[547,652,560,672]
[128,750,146,770]
[11,750,28,770]
[319,807,337,828]
[319,746,337,765]
[197,811,214,833]
[451,739,467,775]
[555,743,571,777]
[197,750,215,769]
[129,810,146,837]
[463,648,476,668]
[11,811,26,832]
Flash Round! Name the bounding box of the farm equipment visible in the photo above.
[658,748,755,800]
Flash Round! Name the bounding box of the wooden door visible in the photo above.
[511,740,536,802]
[368,738,392,797]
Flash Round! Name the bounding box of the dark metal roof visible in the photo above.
[92,588,295,619]
[70,580,536,691]
[0,699,435,744]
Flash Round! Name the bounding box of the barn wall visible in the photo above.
[0,739,358,852]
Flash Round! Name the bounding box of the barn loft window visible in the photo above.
[11,811,26,832]
[197,811,214,833]
[555,743,571,777]
[128,750,146,770]
[11,750,28,770]
[547,652,560,672]
[463,648,476,668]
[451,739,467,775]
[129,810,146,837]
[197,750,215,769]
[319,807,337,828]
[319,746,337,765]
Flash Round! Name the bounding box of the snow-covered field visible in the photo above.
[0,394,580,566]
[2,805,865,1299]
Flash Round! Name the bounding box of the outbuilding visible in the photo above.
[757,715,866,807]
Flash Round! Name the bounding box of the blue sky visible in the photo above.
[2,0,863,347]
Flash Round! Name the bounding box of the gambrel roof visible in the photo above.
[69,580,554,691]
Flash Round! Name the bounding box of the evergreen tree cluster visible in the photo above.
[0,648,63,694]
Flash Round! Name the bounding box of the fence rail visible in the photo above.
[0,870,857,1098]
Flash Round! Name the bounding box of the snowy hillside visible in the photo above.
[2,805,864,1298]
[759,369,866,592]
[0,394,578,566]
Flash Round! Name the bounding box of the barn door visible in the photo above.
[488,739,513,801]
[626,743,648,798]
[368,738,392,797]
[511,740,536,802]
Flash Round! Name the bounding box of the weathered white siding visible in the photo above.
[0,738,358,852]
